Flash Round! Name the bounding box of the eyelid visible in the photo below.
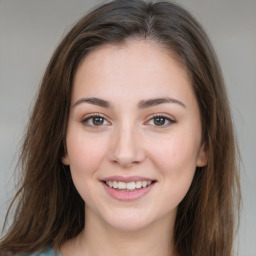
[81,113,111,127]
[145,113,176,127]
[81,113,175,128]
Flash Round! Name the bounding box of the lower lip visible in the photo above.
[102,182,156,201]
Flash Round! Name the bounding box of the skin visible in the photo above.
[61,39,208,256]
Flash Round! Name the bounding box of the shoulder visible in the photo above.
[21,248,62,256]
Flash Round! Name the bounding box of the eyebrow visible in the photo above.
[73,97,186,109]
[73,97,111,108]
[138,97,186,109]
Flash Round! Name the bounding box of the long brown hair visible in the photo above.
[0,1,240,255]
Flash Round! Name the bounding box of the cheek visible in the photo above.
[150,134,198,206]
[149,133,199,173]
[66,131,107,178]
[149,130,199,185]
[65,131,110,205]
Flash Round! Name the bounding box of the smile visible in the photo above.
[101,176,157,201]
[104,180,153,191]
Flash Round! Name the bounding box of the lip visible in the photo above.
[101,178,156,201]
[101,176,155,182]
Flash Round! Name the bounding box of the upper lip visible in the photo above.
[101,176,155,182]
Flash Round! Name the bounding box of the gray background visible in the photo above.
[0,0,255,255]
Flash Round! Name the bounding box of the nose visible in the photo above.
[109,122,146,168]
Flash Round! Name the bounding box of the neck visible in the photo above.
[61,206,176,256]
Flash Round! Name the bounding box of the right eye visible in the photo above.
[82,114,111,127]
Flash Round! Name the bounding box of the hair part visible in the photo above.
[0,1,240,255]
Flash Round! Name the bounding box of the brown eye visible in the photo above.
[92,117,104,126]
[146,115,175,127]
[153,117,166,126]
[82,114,110,127]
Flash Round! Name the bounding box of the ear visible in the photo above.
[196,143,208,167]
[62,154,70,166]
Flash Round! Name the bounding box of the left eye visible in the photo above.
[147,116,175,127]
[82,115,110,127]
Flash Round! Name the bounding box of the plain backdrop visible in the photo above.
[0,0,255,255]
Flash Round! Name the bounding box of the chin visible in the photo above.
[99,207,154,231]
[101,206,170,233]
[109,218,152,232]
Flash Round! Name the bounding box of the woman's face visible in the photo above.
[63,39,207,232]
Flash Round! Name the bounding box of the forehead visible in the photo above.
[72,39,194,106]
[77,39,187,76]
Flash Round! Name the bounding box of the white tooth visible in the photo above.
[118,182,126,189]
[108,181,113,188]
[135,181,142,189]
[127,182,136,190]
[142,181,147,188]
[147,181,152,185]
[113,181,118,189]
[106,181,110,186]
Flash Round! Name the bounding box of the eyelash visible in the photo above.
[81,114,111,127]
[145,114,176,127]
[81,114,176,128]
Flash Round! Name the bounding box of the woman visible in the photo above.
[0,0,240,255]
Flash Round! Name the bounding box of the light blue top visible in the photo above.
[25,248,62,256]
